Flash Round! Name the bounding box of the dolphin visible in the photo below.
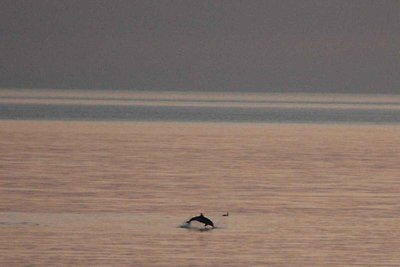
[186,213,214,228]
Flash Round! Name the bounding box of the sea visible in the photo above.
[1,89,400,266]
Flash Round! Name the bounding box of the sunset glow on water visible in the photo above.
[1,91,400,265]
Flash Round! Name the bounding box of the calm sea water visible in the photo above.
[1,90,400,124]
[1,90,400,266]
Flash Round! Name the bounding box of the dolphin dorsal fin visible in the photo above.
[200,213,204,217]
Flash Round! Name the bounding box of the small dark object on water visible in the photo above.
[187,213,214,228]
[222,212,229,216]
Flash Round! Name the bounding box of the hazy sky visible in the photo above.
[1,0,399,93]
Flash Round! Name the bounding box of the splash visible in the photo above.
[178,221,214,231]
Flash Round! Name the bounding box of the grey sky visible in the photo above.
[1,0,399,93]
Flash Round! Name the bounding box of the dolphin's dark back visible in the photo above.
[187,214,214,227]
[187,215,201,223]
[200,216,214,227]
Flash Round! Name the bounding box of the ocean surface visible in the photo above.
[1,90,400,266]
[1,90,400,124]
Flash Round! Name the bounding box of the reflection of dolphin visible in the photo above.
[187,213,214,228]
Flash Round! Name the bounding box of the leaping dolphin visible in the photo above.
[187,213,214,228]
